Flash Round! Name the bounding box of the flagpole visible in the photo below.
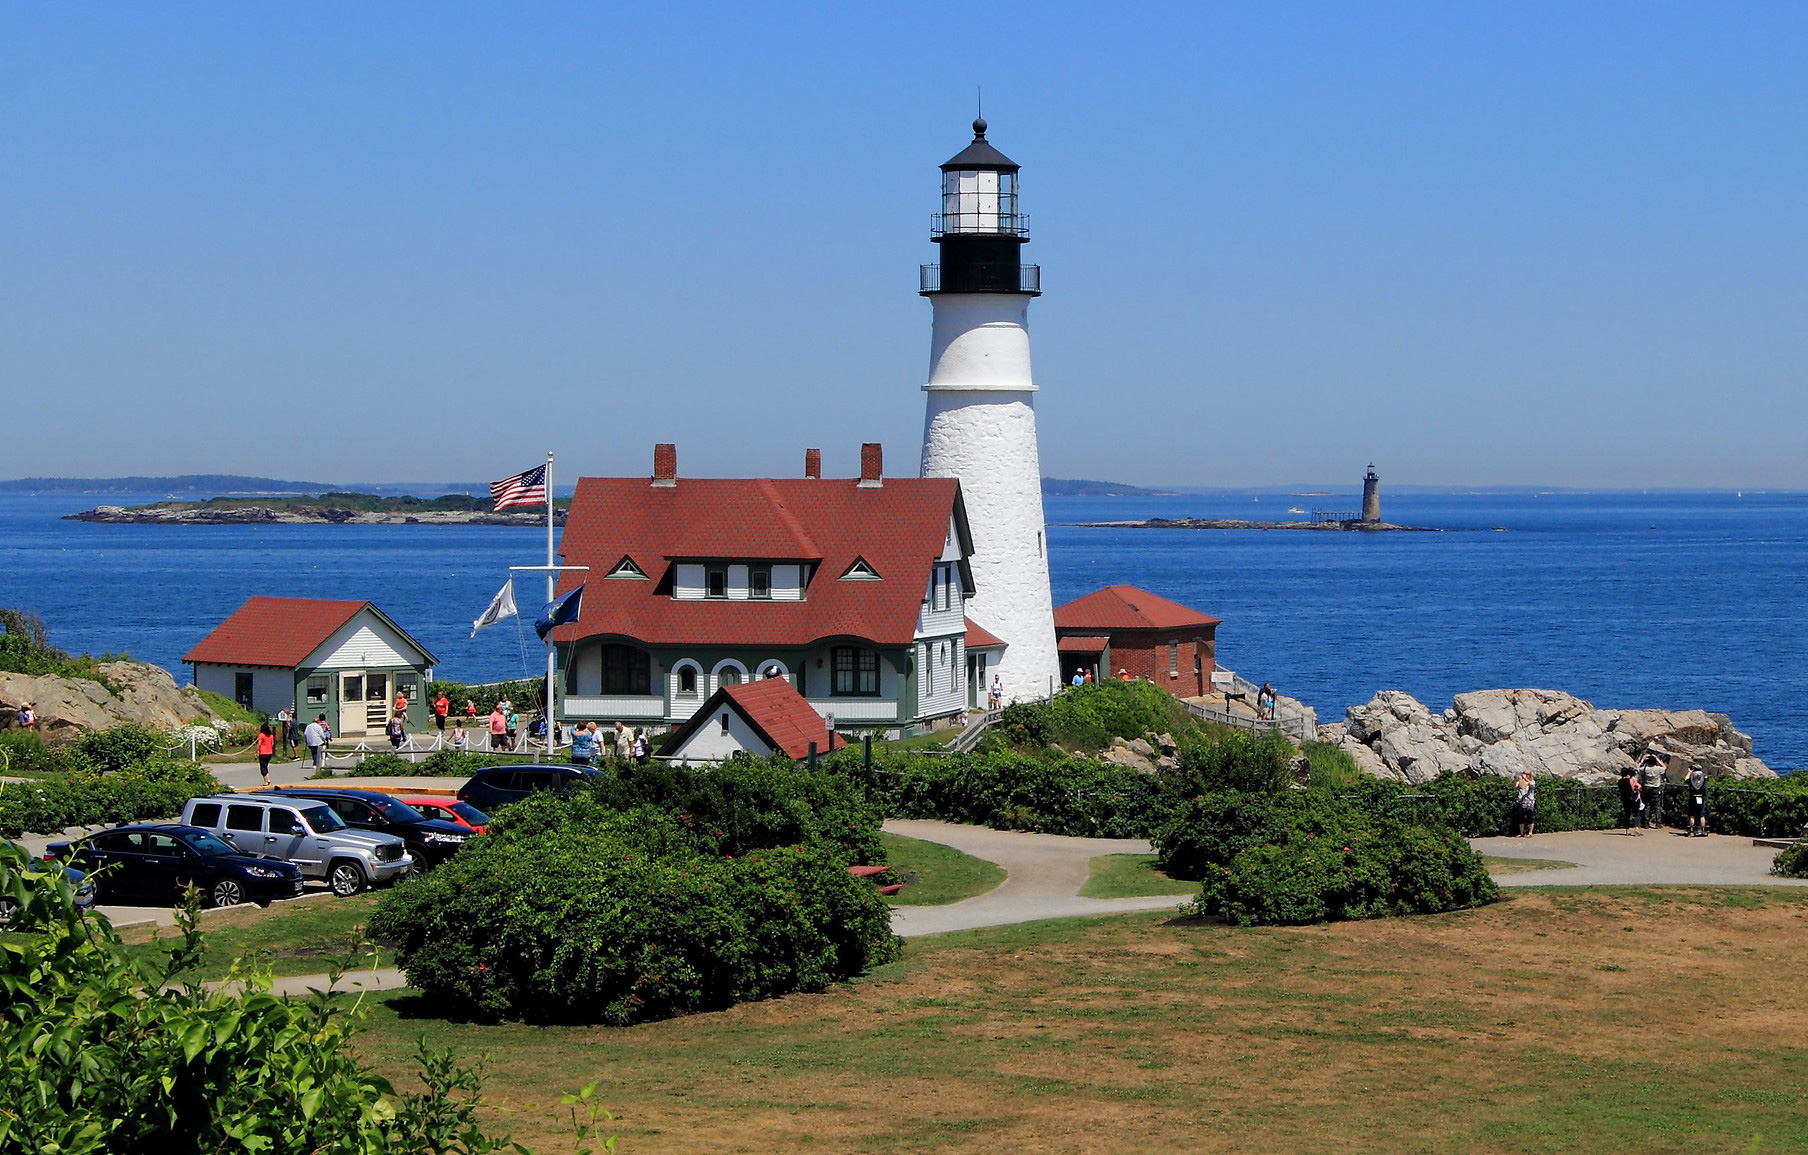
[544,450,556,758]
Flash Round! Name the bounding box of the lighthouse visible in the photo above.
[919,119,1060,703]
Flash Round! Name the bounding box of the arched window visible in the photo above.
[677,665,699,695]
[719,667,741,687]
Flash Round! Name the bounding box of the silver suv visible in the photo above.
[181,794,413,897]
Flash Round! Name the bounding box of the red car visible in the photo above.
[400,796,491,835]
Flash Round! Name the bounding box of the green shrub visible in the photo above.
[1169,727,1297,793]
[997,680,1194,752]
[1181,797,1498,927]
[0,758,219,836]
[1684,775,1808,839]
[1303,740,1362,789]
[425,677,543,719]
[0,728,60,776]
[66,724,167,775]
[369,796,898,1025]
[0,841,535,1154]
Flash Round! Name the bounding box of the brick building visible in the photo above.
[1052,585,1220,696]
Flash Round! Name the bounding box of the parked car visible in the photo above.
[261,788,473,871]
[400,796,491,835]
[1,841,97,926]
[456,764,603,813]
[46,824,304,909]
[181,794,412,897]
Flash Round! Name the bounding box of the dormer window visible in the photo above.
[841,557,881,581]
[607,556,647,579]
[749,567,771,599]
[706,567,728,598]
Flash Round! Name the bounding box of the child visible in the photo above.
[450,722,468,753]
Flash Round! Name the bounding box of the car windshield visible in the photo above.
[298,804,346,832]
[448,801,490,826]
[369,797,426,823]
[181,830,241,857]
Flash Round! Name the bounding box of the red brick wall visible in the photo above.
[1064,627,1217,697]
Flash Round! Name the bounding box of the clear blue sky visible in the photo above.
[4,2,1804,488]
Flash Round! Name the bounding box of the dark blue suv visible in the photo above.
[456,764,603,813]
[49,824,305,908]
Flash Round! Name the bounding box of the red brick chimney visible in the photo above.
[804,448,821,480]
[858,443,883,488]
[652,443,676,488]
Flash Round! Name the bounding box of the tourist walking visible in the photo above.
[1257,683,1277,721]
[488,705,508,752]
[450,722,468,753]
[386,714,405,750]
[989,676,1003,711]
[506,706,520,750]
[1683,767,1709,836]
[1513,771,1536,837]
[464,698,477,719]
[303,714,327,770]
[632,727,649,764]
[433,692,450,732]
[255,723,275,787]
[613,720,631,764]
[276,706,293,754]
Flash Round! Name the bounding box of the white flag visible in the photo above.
[471,580,518,637]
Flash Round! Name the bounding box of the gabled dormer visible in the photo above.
[840,556,882,581]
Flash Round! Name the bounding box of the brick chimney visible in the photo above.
[858,442,883,488]
[804,448,821,480]
[652,443,676,487]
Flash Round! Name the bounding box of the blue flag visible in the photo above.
[534,585,584,641]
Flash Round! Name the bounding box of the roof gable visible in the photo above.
[183,597,372,668]
[554,473,968,648]
[1053,585,1221,632]
[665,677,831,762]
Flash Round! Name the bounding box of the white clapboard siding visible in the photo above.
[771,564,803,600]
[674,564,706,599]
[308,612,426,670]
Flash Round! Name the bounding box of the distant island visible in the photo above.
[1040,477,1179,497]
[65,492,567,526]
[3,474,336,495]
[1069,516,1437,533]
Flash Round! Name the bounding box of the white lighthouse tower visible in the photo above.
[919,118,1060,703]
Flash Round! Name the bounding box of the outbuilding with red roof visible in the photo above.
[184,596,438,734]
[661,676,843,764]
[1052,585,1220,695]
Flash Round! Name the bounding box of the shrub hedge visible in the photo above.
[369,795,898,1025]
[0,757,220,836]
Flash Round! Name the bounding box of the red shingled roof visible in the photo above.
[183,596,371,668]
[552,474,968,648]
[964,617,1006,650]
[665,676,833,761]
[1054,585,1221,631]
[1057,635,1110,654]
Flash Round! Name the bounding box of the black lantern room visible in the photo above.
[921,119,1041,296]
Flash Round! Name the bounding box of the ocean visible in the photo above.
[4,489,1805,770]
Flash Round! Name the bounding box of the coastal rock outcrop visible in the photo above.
[0,661,216,742]
[1323,688,1774,785]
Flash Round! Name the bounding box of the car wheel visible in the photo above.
[400,858,426,881]
[0,897,16,929]
[210,878,245,908]
[328,861,366,897]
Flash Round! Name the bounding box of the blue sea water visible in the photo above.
[3,489,1805,769]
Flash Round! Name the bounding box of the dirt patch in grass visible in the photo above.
[1483,854,1581,874]
[350,886,1808,1152]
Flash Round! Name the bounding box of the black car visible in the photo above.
[1,841,97,926]
[456,763,603,813]
[47,824,305,908]
[264,788,474,872]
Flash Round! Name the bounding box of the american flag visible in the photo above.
[490,464,548,510]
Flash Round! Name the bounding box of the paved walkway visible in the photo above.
[883,818,1188,938]
[1475,828,1808,888]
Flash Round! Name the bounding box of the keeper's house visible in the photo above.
[551,443,994,736]
[184,597,437,735]
[1053,585,1220,696]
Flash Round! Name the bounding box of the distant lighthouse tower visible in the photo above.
[1361,464,1381,524]
[919,118,1060,703]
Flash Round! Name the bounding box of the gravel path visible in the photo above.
[1475,828,1808,888]
[883,818,1189,937]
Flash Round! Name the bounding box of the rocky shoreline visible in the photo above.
[1069,517,1438,532]
[1322,688,1774,785]
[66,505,562,526]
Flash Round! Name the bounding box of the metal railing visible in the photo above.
[1311,510,1361,525]
[946,708,1006,754]
[918,264,1041,294]
[930,211,1029,238]
[1185,698,1316,742]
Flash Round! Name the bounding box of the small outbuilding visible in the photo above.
[1052,585,1220,696]
[662,676,841,765]
[184,596,438,735]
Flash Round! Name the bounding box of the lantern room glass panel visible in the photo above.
[941,169,1018,234]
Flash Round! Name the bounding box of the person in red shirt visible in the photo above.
[255,723,276,787]
[433,692,450,732]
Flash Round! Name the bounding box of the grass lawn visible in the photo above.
[1484,854,1581,875]
[1078,853,1199,899]
[348,886,1808,1153]
[880,831,1006,906]
[114,892,390,980]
